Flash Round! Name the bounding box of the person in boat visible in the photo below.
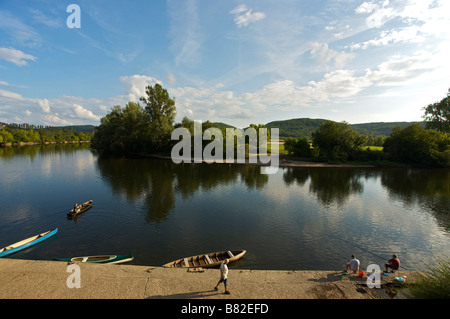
[214,259,230,294]
[73,203,80,214]
[384,254,400,273]
[345,255,360,273]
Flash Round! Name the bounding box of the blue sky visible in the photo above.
[1,0,449,128]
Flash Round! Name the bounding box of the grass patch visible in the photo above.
[365,146,383,151]
[406,255,450,299]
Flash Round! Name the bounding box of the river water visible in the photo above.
[0,144,449,271]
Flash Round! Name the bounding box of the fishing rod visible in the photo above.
[331,235,408,270]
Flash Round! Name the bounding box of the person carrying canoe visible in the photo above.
[214,259,230,294]
[384,254,400,273]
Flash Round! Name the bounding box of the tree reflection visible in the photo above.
[96,157,268,224]
[282,166,449,232]
[0,143,91,160]
[283,167,365,207]
[380,168,450,232]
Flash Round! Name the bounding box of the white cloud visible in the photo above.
[43,114,70,126]
[355,0,396,28]
[245,70,371,111]
[120,74,161,102]
[29,9,61,28]
[310,42,354,68]
[0,80,27,88]
[366,51,435,86]
[73,104,101,121]
[230,5,266,27]
[0,47,37,66]
[167,0,204,66]
[168,46,441,124]
[350,26,424,50]
[169,85,252,123]
[355,1,378,14]
[37,98,51,113]
[0,88,25,100]
[167,72,177,85]
[0,10,42,47]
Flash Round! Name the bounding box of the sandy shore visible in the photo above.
[0,258,413,299]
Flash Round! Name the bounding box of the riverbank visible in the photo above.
[145,153,378,168]
[0,140,90,147]
[0,258,414,299]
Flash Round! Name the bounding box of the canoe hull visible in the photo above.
[0,228,58,258]
[55,254,134,264]
[68,200,93,218]
[163,250,246,268]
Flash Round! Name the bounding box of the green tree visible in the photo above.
[175,116,195,135]
[383,124,450,167]
[140,83,176,152]
[284,137,312,157]
[0,129,14,143]
[92,84,177,155]
[311,121,366,161]
[92,102,150,154]
[423,90,450,133]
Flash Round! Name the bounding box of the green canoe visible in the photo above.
[55,254,133,264]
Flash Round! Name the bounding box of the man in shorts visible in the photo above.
[384,254,400,273]
[214,259,230,294]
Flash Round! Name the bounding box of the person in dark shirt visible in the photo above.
[384,254,400,273]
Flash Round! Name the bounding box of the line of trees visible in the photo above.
[0,125,93,144]
[91,83,271,157]
[284,121,450,167]
[284,90,450,167]
[92,84,450,167]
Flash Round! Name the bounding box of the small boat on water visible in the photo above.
[68,200,93,218]
[54,254,134,264]
[0,228,58,258]
[163,250,246,268]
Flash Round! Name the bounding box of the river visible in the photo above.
[0,143,449,271]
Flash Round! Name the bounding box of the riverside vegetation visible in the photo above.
[91,84,450,168]
[0,124,93,145]
[2,84,448,168]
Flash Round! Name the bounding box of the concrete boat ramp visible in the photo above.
[0,258,412,299]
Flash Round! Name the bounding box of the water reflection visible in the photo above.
[94,157,450,269]
[95,156,450,233]
[380,168,450,232]
[1,145,449,270]
[96,157,268,224]
[0,143,91,160]
[283,167,365,207]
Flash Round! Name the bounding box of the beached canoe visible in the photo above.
[68,200,93,218]
[54,254,134,264]
[0,228,58,258]
[162,250,246,268]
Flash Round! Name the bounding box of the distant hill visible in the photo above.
[211,122,236,129]
[351,122,424,137]
[266,118,328,138]
[265,118,424,139]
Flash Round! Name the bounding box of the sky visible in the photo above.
[1,0,449,128]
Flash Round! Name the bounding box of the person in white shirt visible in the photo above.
[345,255,360,273]
[214,259,230,294]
